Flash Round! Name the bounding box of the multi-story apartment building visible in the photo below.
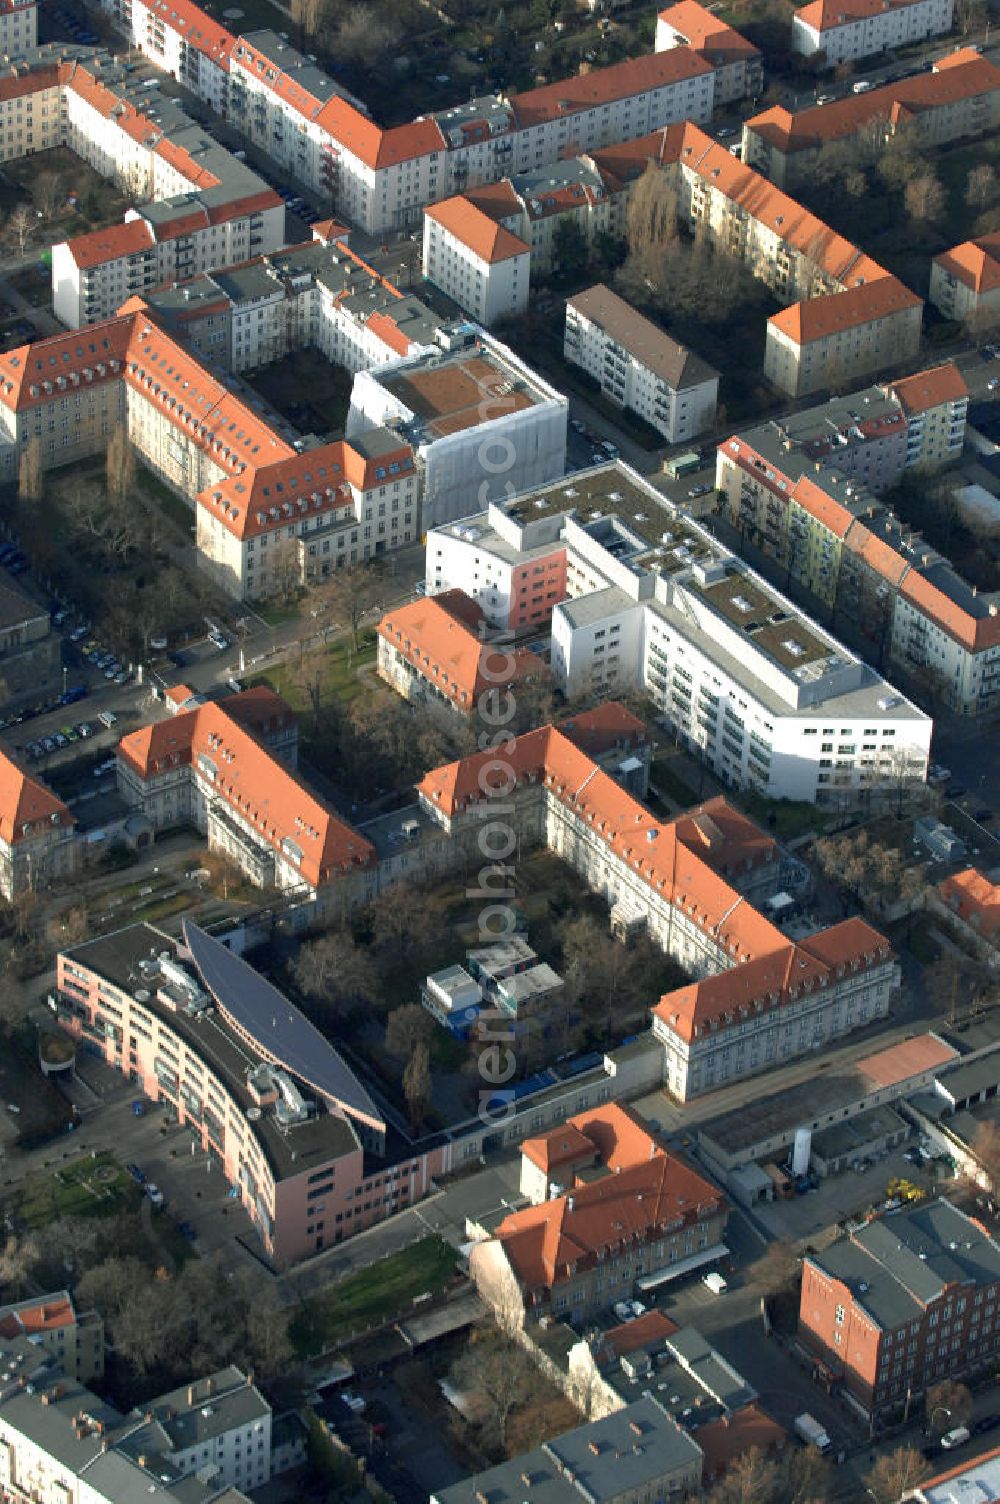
[424,465,932,804]
[130,0,234,113]
[376,589,547,714]
[0,749,78,900]
[418,718,901,1101]
[0,50,287,326]
[655,0,763,103]
[116,691,378,906]
[431,1396,704,1504]
[791,0,955,64]
[714,373,1000,719]
[471,1110,726,1322]
[798,1199,1000,1415]
[0,1294,103,1383]
[0,1326,269,1503]
[930,866,1000,965]
[744,49,1000,188]
[346,332,568,532]
[94,0,718,234]
[930,232,1000,327]
[0,0,36,56]
[586,121,922,397]
[422,196,531,326]
[909,1449,1000,1504]
[564,284,719,443]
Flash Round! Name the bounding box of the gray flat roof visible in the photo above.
[936,1053,1000,1103]
[184,921,383,1131]
[431,1395,700,1504]
[64,924,362,1180]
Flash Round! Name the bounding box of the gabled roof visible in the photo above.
[142,0,236,65]
[425,196,530,264]
[936,866,1000,941]
[118,694,373,888]
[566,283,719,390]
[0,749,73,845]
[494,1151,723,1290]
[63,219,154,270]
[886,361,968,415]
[797,0,953,33]
[768,275,920,345]
[657,0,761,61]
[419,709,893,1047]
[934,232,1000,294]
[510,48,712,129]
[377,590,546,710]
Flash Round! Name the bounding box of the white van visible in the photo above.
[852,80,872,93]
[702,1271,728,1295]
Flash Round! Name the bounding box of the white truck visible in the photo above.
[794,1414,832,1453]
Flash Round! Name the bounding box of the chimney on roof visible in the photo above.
[187,1384,195,1405]
[814,461,821,472]
[973,584,978,596]
[567,1194,575,1211]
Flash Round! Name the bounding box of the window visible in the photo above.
[835,1304,846,1325]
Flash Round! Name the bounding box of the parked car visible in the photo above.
[126,1162,146,1184]
[973,1414,1000,1436]
[940,1426,971,1450]
[688,483,711,498]
[178,1221,197,1241]
[145,1184,164,1207]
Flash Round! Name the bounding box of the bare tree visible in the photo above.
[335,6,394,66]
[955,0,988,31]
[385,1003,432,1059]
[0,1233,40,1297]
[707,1447,780,1504]
[625,163,678,257]
[904,172,947,225]
[403,1040,432,1127]
[450,1332,534,1448]
[864,1448,929,1504]
[782,1444,831,1504]
[307,560,386,651]
[971,1119,1000,1203]
[967,163,998,212]
[926,1379,973,1433]
[30,171,65,221]
[291,931,377,1023]
[8,204,32,258]
[106,422,136,504]
[290,0,326,47]
[18,434,42,506]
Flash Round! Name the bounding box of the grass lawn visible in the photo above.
[12,1151,141,1229]
[289,1237,459,1357]
[253,630,378,711]
[907,927,941,966]
[734,790,827,841]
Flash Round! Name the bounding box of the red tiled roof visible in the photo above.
[746,53,1000,153]
[143,0,235,65]
[601,1309,680,1358]
[0,1296,76,1337]
[936,867,1000,942]
[63,219,154,271]
[511,48,712,129]
[522,1122,596,1173]
[117,694,373,888]
[378,590,547,711]
[797,0,955,32]
[425,196,530,264]
[698,1404,787,1482]
[419,714,893,1046]
[887,361,968,415]
[769,275,921,345]
[935,232,1000,294]
[494,1151,723,1290]
[857,1031,959,1088]
[657,0,761,61]
[0,749,73,845]
[899,568,1000,652]
[789,474,856,539]
[318,97,447,169]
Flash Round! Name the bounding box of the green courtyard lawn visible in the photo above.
[11,1150,141,1229]
[289,1237,459,1357]
[253,630,378,711]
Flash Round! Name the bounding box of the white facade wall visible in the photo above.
[422,216,530,326]
[791,0,954,62]
[0,1,36,58]
[564,303,718,443]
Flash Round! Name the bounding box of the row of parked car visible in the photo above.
[50,5,98,44]
[125,1159,197,1239]
[278,187,321,225]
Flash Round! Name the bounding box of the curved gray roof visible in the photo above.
[183,921,384,1132]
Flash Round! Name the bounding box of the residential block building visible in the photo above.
[0,1326,267,1503]
[422,196,530,325]
[0,575,60,707]
[471,1111,726,1322]
[744,49,1000,189]
[418,715,901,1102]
[376,589,547,714]
[0,0,36,57]
[425,464,933,804]
[930,232,1000,326]
[564,283,719,443]
[929,867,1000,964]
[431,1396,703,1504]
[0,48,286,327]
[116,691,377,907]
[0,1294,103,1383]
[655,1,763,104]
[908,1449,1000,1504]
[94,0,717,234]
[714,370,1000,719]
[798,1199,1000,1415]
[586,121,922,397]
[346,332,568,532]
[791,0,955,64]
[0,748,78,900]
